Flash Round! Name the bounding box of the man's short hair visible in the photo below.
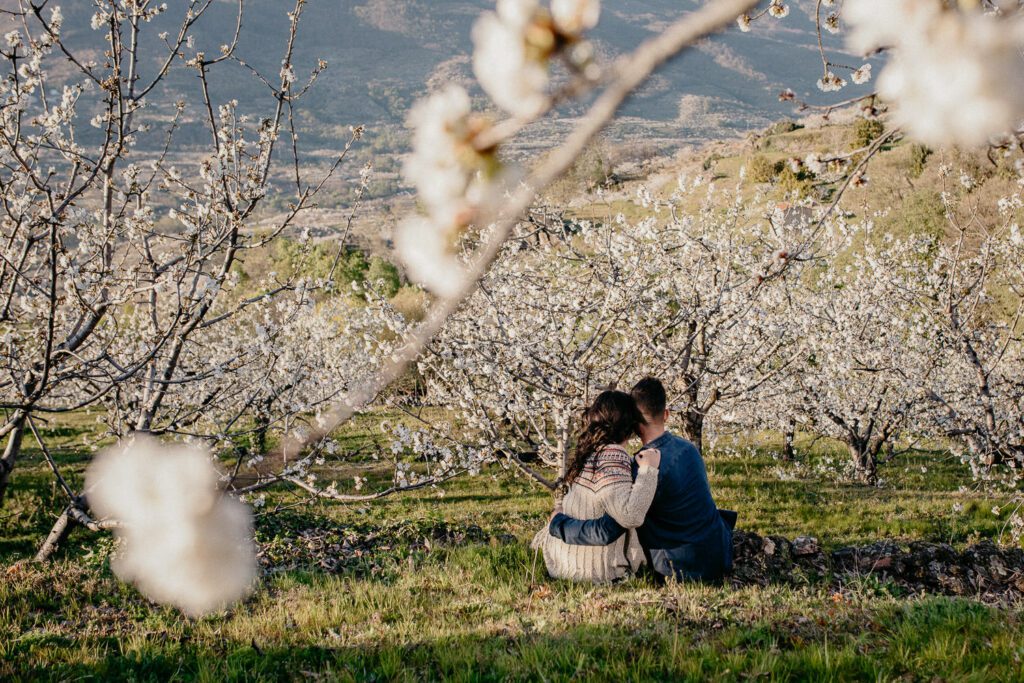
[631,377,666,417]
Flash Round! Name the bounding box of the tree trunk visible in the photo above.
[253,410,270,456]
[35,497,113,562]
[0,412,27,509]
[848,441,878,485]
[680,409,704,453]
[35,504,75,562]
[782,420,796,461]
[980,440,1004,468]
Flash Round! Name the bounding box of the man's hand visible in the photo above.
[636,448,661,470]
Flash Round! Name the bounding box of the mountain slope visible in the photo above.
[11,1,872,148]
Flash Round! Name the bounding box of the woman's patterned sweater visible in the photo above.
[532,445,658,582]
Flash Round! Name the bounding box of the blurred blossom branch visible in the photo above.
[240,0,761,485]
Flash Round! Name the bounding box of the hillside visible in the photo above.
[2,1,872,150]
[547,109,1020,244]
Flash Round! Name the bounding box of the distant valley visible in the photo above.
[2,0,877,246]
[12,1,874,148]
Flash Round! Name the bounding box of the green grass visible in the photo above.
[2,415,1023,681]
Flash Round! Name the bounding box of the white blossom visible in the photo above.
[398,86,502,295]
[280,64,296,86]
[851,63,872,85]
[817,71,846,92]
[472,0,551,118]
[395,217,467,298]
[768,1,790,19]
[845,0,1024,147]
[551,0,601,36]
[402,86,491,226]
[50,6,63,32]
[86,436,257,617]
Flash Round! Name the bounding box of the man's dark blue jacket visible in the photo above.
[549,431,733,582]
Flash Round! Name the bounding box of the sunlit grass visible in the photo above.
[2,411,1022,680]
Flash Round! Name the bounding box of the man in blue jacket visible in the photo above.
[548,377,734,583]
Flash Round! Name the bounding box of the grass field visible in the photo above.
[2,416,1024,681]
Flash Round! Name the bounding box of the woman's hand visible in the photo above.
[635,448,661,470]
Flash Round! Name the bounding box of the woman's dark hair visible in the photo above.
[563,390,646,486]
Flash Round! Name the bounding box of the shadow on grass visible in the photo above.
[5,599,1020,682]
[0,534,41,559]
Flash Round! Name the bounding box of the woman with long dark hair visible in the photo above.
[531,390,661,582]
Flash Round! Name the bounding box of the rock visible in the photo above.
[730,531,1024,601]
[493,533,518,546]
[729,531,802,587]
[792,536,819,556]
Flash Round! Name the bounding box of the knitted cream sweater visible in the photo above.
[532,445,658,583]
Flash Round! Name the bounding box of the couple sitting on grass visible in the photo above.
[532,377,736,584]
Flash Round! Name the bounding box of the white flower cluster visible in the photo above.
[850,63,872,85]
[737,0,791,32]
[86,436,257,617]
[816,70,846,92]
[845,0,1024,147]
[473,0,599,117]
[768,1,790,19]
[397,1,602,297]
[397,87,498,297]
[384,422,484,487]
